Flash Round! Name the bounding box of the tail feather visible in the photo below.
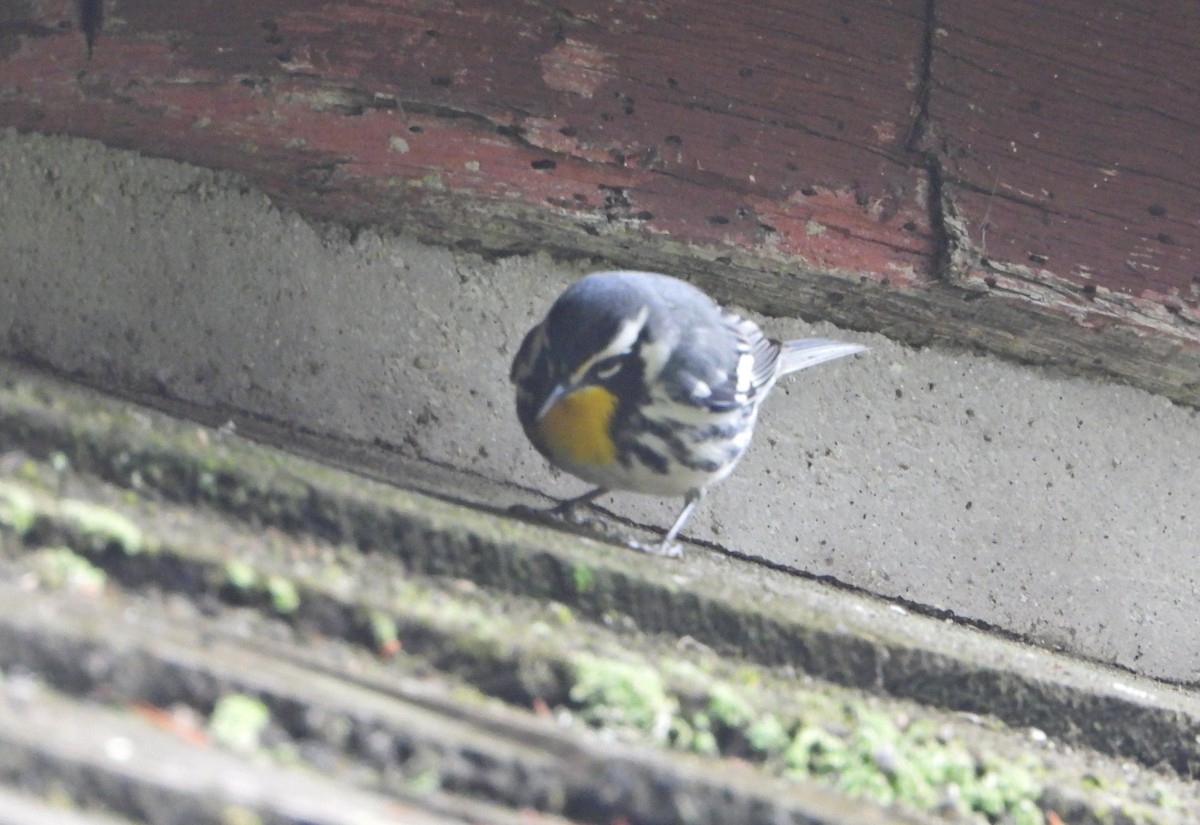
[777,338,867,376]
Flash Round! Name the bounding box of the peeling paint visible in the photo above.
[539,39,616,98]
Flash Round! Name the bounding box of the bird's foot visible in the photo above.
[509,487,609,528]
[507,500,605,530]
[625,537,684,559]
[509,491,684,558]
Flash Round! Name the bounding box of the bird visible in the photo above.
[510,270,865,557]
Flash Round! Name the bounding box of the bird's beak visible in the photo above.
[535,381,572,422]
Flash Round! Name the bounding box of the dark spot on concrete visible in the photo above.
[664,135,682,146]
[1148,203,1167,217]
[429,76,452,87]
[984,275,997,288]
[707,215,729,225]
[1157,233,1175,245]
[531,159,557,170]
[1082,283,1097,297]
[635,211,654,221]
[559,125,577,137]
[408,125,423,133]
[800,186,817,196]
[1028,252,1048,264]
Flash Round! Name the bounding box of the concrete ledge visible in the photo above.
[2,359,1200,785]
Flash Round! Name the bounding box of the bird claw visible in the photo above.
[508,502,604,530]
[626,538,684,559]
[509,502,683,558]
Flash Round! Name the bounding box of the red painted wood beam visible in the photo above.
[2,0,1197,402]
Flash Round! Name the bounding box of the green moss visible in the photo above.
[745,713,790,756]
[408,770,441,796]
[964,754,1043,821]
[1149,781,1183,811]
[224,558,259,590]
[0,481,37,535]
[59,499,148,555]
[672,712,719,756]
[572,563,595,593]
[783,706,1046,823]
[30,546,107,594]
[545,601,575,626]
[787,724,849,776]
[707,682,754,729]
[208,694,270,754]
[265,575,300,614]
[15,458,42,484]
[570,653,677,742]
[368,610,399,652]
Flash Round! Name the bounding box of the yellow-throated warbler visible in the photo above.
[511,270,865,556]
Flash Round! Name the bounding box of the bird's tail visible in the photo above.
[777,338,867,376]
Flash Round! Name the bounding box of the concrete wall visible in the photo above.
[2,129,1197,682]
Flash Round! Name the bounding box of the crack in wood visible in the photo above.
[78,0,103,57]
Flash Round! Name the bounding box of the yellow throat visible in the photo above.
[537,385,618,466]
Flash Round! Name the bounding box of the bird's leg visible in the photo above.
[510,487,609,525]
[628,490,702,559]
[547,486,609,520]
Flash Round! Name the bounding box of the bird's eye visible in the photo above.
[592,356,624,381]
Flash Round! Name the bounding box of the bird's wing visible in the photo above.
[658,311,781,412]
